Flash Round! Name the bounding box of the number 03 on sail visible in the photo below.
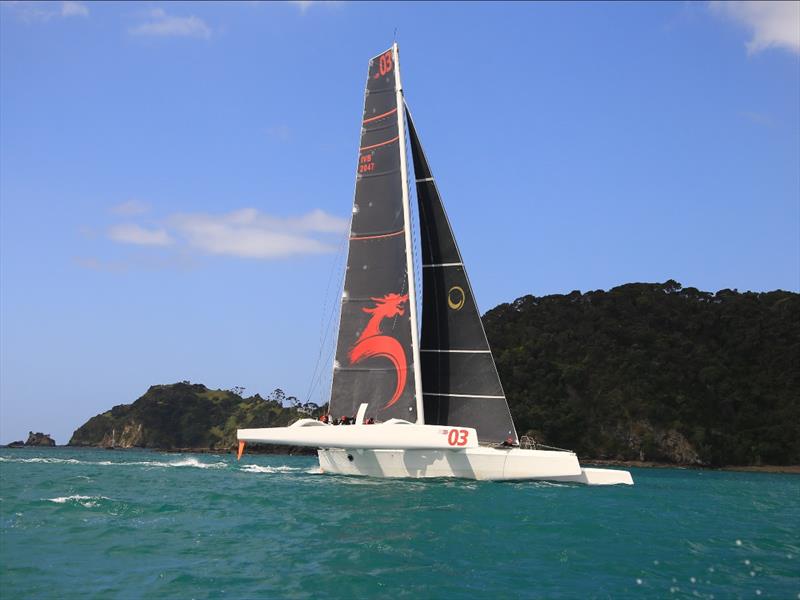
[238,45,633,485]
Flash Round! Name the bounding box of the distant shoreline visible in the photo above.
[4,444,798,473]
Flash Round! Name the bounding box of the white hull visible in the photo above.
[237,420,633,485]
[317,447,633,484]
[239,419,479,451]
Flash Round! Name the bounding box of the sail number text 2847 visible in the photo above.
[447,429,469,446]
[359,154,375,174]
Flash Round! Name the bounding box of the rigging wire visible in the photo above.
[302,228,348,406]
[405,117,423,335]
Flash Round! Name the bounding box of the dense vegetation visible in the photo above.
[484,281,799,466]
[68,384,319,452]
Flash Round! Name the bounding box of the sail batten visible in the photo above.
[423,263,463,268]
[405,103,518,444]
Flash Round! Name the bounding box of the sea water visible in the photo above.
[1,448,797,599]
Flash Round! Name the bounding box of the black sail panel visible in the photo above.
[422,265,486,349]
[406,105,518,444]
[328,48,419,423]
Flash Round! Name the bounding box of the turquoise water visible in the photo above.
[1,448,798,599]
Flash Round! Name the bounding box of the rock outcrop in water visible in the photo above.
[27,432,57,446]
[483,281,800,467]
[6,432,57,447]
[68,383,319,453]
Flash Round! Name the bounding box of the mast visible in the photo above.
[393,43,425,424]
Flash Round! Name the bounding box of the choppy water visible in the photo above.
[1,448,798,599]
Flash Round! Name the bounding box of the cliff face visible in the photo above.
[484,281,800,466]
[98,422,144,449]
[68,383,310,451]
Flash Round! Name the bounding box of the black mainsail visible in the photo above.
[406,105,518,444]
[328,46,423,423]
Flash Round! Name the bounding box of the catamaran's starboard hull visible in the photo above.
[317,447,633,484]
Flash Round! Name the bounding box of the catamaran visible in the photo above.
[238,45,633,485]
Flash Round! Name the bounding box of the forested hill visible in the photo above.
[68,384,319,452]
[483,281,799,466]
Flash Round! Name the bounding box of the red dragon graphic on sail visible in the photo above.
[348,293,408,409]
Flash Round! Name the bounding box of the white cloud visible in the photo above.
[290,1,314,13]
[285,208,350,233]
[74,256,129,273]
[267,124,292,142]
[168,208,348,259]
[110,199,150,216]
[5,1,89,22]
[738,111,774,127]
[108,224,174,246]
[129,8,211,39]
[289,1,342,14]
[710,1,800,55]
[103,207,348,260]
[61,1,88,17]
[74,255,195,273]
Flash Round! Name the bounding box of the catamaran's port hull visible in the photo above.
[317,447,633,484]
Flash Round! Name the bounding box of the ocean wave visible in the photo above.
[153,458,228,470]
[239,465,303,474]
[0,457,83,464]
[1,456,227,470]
[48,495,111,508]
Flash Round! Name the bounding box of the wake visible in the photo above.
[1,456,227,469]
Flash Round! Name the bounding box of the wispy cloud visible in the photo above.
[108,224,173,246]
[168,208,347,258]
[267,124,292,143]
[5,1,89,22]
[290,1,314,13]
[289,1,342,15]
[710,1,800,55]
[61,1,88,18]
[129,8,212,39]
[102,207,348,261]
[74,255,196,273]
[110,199,150,216]
[738,111,774,127]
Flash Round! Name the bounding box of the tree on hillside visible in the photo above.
[267,388,286,406]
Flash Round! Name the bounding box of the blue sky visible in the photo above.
[1,1,798,443]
